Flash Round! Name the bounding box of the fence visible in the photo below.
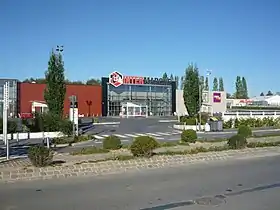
[222,111,280,121]
[0,131,62,141]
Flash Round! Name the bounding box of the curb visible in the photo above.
[0,147,279,183]
[92,122,120,125]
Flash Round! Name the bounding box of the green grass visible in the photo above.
[71,146,109,155]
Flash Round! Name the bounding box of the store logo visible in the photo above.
[213,92,221,103]
[109,71,123,87]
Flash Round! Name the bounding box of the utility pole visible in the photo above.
[69,95,78,140]
[3,81,10,160]
[199,82,202,131]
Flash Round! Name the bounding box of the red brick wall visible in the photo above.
[19,83,102,116]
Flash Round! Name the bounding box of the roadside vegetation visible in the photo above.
[27,125,280,167]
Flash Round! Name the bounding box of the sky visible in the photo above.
[1,0,280,96]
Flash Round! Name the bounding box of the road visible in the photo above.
[0,155,280,210]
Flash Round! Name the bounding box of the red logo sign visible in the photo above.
[109,71,123,87]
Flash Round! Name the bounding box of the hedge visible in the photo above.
[223,117,280,129]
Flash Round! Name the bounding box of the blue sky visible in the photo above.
[1,0,280,96]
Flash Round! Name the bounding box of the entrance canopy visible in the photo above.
[31,100,48,113]
[120,102,148,118]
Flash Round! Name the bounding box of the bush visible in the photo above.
[130,136,159,157]
[223,117,280,129]
[227,134,247,149]
[28,145,53,167]
[180,116,196,125]
[103,135,122,150]
[181,129,197,143]
[237,125,252,138]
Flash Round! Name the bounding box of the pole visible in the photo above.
[199,83,202,131]
[72,98,75,141]
[3,82,9,160]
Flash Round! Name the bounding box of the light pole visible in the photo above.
[206,69,212,115]
[3,82,10,160]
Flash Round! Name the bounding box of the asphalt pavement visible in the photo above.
[1,155,279,210]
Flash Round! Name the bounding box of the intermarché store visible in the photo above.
[101,71,176,117]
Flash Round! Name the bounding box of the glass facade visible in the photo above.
[0,79,18,118]
[106,83,173,116]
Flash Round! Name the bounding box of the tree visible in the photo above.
[200,76,204,90]
[241,77,248,99]
[226,93,232,98]
[183,64,200,117]
[162,72,168,80]
[44,51,66,118]
[86,78,101,85]
[266,91,273,96]
[235,76,242,99]
[170,74,174,81]
[218,77,224,91]
[212,77,218,91]
[180,76,184,90]
[204,77,209,91]
[174,76,179,89]
[260,92,264,96]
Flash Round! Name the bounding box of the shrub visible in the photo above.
[237,125,252,138]
[180,116,197,125]
[227,134,247,149]
[181,129,197,143]
[103,135,122,150]
[130,136,159,157]
[28,145,53,167]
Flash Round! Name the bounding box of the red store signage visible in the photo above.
[109,71,171,87]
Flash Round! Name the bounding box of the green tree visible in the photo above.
[218,77,224,91]
[170,74,174,81]
[86,78,101,85]
[241,77,248,98]
[260,92,264,96]
[183,64,200,117]
[200,76,204,90]
[174,76,179,89]
[204,77,209,91]
[212,77,218,91]
[180,76,184,90]
[44,51,66,118]
[162,72,168,80]
[235,76,243,99]
[266,90,273,96]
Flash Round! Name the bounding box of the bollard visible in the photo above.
[46,137,50,148]
[16,132,19,144]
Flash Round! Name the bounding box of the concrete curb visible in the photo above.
[92,122,120,125]
[0,147,279,183]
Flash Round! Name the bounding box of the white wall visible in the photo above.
[176,90,187,116]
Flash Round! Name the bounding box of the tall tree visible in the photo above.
[235,76,242,99]
[212,77,218,91]
[204,77,209,91]
[266,90,273,96]
[170,74,174,81]
[260,92,264,96]
[218,77,224,91]
[44,51,66,118]
[241,77,248,98]
[200,76,204,90]
[180,76,184,90]
[162,72,168,80]
[174,76,179,89]
[183,64,200,117]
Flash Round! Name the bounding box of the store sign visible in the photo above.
[213,92,221,103]
[109,71,172,87]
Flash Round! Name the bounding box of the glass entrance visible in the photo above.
[120,102,148,118]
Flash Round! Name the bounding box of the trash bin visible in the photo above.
[209,117,223,132]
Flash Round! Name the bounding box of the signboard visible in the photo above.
[69,108,79,125]
[213,92,221,103]
[108,71,172,87]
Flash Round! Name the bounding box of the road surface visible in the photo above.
[1,155,280,210]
